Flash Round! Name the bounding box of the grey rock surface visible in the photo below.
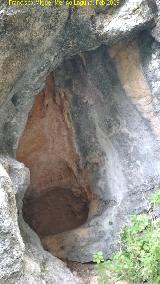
[0,0,156,155]
[0,0,160,278]
[0,157,76,283]
[0,161,24,283]
[152,0,160,40]
[43,40,160,261]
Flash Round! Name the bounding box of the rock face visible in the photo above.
[0,161,24,283]
[0,0,160,281]
[42,38,160,262]
[0,156,76,284]
[17,73,90,237]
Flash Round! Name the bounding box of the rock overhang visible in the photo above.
[0,1,160,282]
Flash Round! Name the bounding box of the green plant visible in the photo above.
[93,251,105,264]
[149,190,160,207]
[93,190,160,284]
[93,251,108,284]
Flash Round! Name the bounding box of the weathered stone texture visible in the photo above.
[0,162,24,283]
[17,74,90,237]
[0,157,76,283]
[0,0,160,280]
[42,40,160,261]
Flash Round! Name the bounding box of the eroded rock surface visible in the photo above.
[0,156,76,284]
[0,0,156,155]
[17,74,90,237]
[0,162,24,283]
[42,38,160,262]
[0,0,160,282]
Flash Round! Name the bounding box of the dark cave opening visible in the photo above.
[16,73,90,240]
[23,187,89,237]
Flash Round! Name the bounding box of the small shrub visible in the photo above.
[93,251,105,264]
[149,190,160,207]
[93,191,160,284]
[93,251,108,284]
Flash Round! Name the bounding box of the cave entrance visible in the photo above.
[23,187,89,237]
[16,73,90,239]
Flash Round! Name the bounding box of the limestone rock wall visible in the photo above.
[17,73,90,237]
[42,38,160,261]
[17,73,89,198]
[0,162,24,283]
[0,156,76,284]
[0,0,160,282]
